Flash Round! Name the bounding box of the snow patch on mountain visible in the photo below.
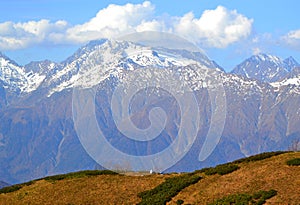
[271,76,300,87]
[25,73,46,93]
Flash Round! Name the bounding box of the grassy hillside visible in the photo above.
[0,151,299,205]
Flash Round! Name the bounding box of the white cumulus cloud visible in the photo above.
[282,29,300,50]
[0,2,253,50]
[63,1,155,43]
[173,6,253,48]
[0,20,68,50]
[252,47,262,55]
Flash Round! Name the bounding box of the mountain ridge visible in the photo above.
[0,44,299,97]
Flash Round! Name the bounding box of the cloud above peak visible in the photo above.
[174,6,253,48]
[64,1,155,43]
[0,1,253,50]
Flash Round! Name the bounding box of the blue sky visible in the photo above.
[1,0,300,71]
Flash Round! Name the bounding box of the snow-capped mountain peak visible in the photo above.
[283,56,300,72]
[0,53,55,93]
[0,53,27,92]
[231,53,291,83]
[254,53,281,64]
[44,39,220,96]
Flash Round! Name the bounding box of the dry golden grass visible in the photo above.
[0,152,299,205]
[0,174,167,205]
[168,152,300,205]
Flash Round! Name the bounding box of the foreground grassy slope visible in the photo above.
[0,152,299,205]
[168,152,300,205]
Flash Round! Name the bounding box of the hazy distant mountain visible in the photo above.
[283,56,300,71]
[0,181,10,189]
[231,53,299,82]
[0,40,299,184]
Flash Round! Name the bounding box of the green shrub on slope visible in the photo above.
[209,189,277,205]
[137,173,201,205]
[286,158,300,166]
[233,151,286,164]
[0,170,117,194]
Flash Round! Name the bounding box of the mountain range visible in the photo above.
[0,39,299,184]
